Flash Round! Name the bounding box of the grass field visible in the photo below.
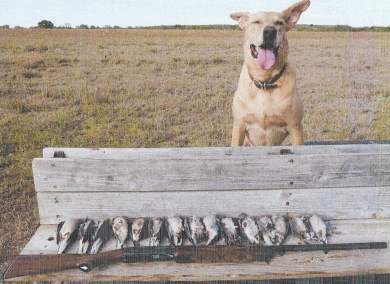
[0,28,389,274]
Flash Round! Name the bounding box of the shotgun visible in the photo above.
[3,242,387,280]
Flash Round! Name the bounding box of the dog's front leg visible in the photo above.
[231,121,245,147]
[289,123,304,145]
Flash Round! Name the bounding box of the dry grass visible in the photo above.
[0,28,389,275]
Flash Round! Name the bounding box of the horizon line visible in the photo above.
[2,23,390,29]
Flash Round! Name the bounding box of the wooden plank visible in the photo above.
[13,220,390,282]
[42,144,390,159]
[36,187,390,224]
[20,144,389,281]
[20,219,390,255]
[304,140,390,145]
[32,153,389,193]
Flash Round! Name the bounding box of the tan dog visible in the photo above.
[230,0,310,146]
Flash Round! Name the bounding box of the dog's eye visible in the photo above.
[253,21,262,24]
[275,21,284,26]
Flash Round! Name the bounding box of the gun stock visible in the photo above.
[3,249,123,280]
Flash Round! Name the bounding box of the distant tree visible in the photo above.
[113,25,121,29]
[78,24,89,29]
[90,25,96,29]
[103,25,112,29]
[64,23,72,29]
[1,25,10,29]
[38,20,54,29]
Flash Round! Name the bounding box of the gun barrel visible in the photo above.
[121,246,177,263]
[175,245,267,263]
[175,242,388,264]
[272,242,388,253]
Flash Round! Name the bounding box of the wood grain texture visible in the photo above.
[42,145,390,159]
[32,153,389,193]
[36,186,390,224]
[13,220,390,282]
[12,145,389,281]
[20,219,390,255]
[7,259,390,282]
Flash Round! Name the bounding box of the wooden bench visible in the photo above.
[6,144,390,281]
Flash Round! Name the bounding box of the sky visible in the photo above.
[1,0,390,28]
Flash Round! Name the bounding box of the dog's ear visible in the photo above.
[282,0,310,30]
[230,12,249,29]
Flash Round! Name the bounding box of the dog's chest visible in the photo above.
[241,91,287,129]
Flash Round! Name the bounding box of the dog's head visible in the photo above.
[231,0,310,72]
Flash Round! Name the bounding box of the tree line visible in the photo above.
[1,21,390,32]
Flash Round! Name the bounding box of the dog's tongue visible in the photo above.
[257,48,276,70]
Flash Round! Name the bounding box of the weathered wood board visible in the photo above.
[21,219,390,255]
[33,153,389,192]
[5,145,390,281]
[13,220,390,281]
[42,144,390,159]
[36,186,390,224]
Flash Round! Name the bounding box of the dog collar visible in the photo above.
[249,64,287,90]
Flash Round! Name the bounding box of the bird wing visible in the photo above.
[56,221,65,244]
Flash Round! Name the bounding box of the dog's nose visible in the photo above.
[263,26,277,41]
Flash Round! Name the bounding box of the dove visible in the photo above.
[271,214,288,246]
[166,215,184,246]
[256,215,275,246]
[56,219,83,254]
[77,218,95,254]
[288,214,311,242]
[309,214,327,244]
[184,216,204,246]
[90,219,111,254]
[132,217,148,246]
[238,213,260,244]
[220,217,241,245]
[112,216,129,249]
[203,214,221,245]
[148,217,165,246]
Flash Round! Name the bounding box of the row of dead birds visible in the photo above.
[56,213,329,254]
